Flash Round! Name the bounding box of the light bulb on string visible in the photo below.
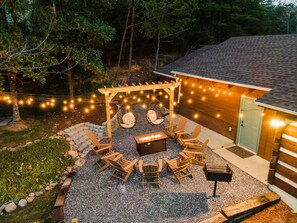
[140,91,144,94]
[90,99,94,103]
[69,104,74,109]
[142,104,146,108]
[78,98,82,102]
[216,114,221,118]
[51,99,55,103]
[46,102,50,105]
[119,95,123,98]
[92,94,96,98]
[137,98,141,102]
[159,91,163,95]
[215,94,219,97]
[41,103,46,108]
[63,106,68,112]
[84,108,89,113]
[152,96,156,101]
[63,100,67,104]
[19,100,24,105]
[146,94,150,98]
[202,97,206,101]
[188,99,192,103]
[199,85,202,89]
[159,103,163,107]
[192,83,195,87]
[173,101,177,106]
[194,114,198,119]
[191,91,194,95]
[229,92,232,96]
[203,89,206,92]
[90,105,95,109]
[133,96,136,100]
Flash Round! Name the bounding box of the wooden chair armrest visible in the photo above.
[179,152,189,159]
[113,154,123,161]
[181,138,197,142]
[95,145,112,153]
[124,159,138,171]
[183,150,202,155]
[175,131,189,136]
[174,129,186,134]
[164,124,176,129]
[138,160,144,173]
[158,159,163,172]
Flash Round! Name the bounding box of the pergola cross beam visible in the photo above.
[98,81,180,138]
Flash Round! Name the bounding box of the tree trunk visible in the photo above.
[8,74,21,122]
[67,60,74,99]
[154,32,160,70]
[117,0,131,67]
[128,0,135,73]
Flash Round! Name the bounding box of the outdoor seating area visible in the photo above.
[64,106,270,222]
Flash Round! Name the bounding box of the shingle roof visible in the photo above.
[155,35,297,114]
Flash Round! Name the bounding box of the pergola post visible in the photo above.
[169,87,175,132]
[104,93,112,138]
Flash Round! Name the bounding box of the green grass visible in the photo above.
[0,187,59,223]
[0,138,73,203]
[0,120,54,149]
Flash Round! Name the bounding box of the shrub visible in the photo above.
[0,138,73,203]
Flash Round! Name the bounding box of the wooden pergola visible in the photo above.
[98,80,181,138]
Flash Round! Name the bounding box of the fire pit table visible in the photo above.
[134,131,168,156]
[203,164,233,197]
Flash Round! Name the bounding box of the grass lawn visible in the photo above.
[0,138,73,203]
[0,187,59,223]
[0,120,54,149]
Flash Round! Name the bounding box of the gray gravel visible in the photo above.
[64,106,269,223]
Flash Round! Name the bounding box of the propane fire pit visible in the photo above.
[203,164,233,197]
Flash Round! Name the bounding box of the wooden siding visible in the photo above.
[272,177,297,198]
[276,164,297,184]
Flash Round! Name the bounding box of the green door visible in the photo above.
[237,96,263,153]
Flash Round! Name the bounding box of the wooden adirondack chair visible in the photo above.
[164,116,187,139]
[88,131,112,149]
[163,152,193,183]
[183,139,209,165]
[176,125,201,147]
[139,159,163,188]
[108,154,138,183]
[88,131,116,172]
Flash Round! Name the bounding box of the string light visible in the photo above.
[63,100,67,104]
[173,101,177,106]
[165,95,168,99]
[110,110,114,114]
[152,96,156,101]
[159,91,163,95]
[159,103,163,107]
[229,92,232,96]
[202,97,206,101]
[90,99,94,103]
[191,91,194,95]
[203,89,206,92]
[146,95,150,98]
[140,91,144,94]
[19,100,24,105]
[239,113,243,118]
[78,98,82,102]
[63,106,68,112]
[261,112,265,116]
[188,99,192,103]
[69,104,74,109]
[215,94,219,97]
[192,83,195,87]
[92,94,96,98]
[41,103,46,108]
[90,105,95,109]
[199,85,202,89]
[119,95,123,98]
[142,104,146,108]
[84,108,89,113]
[184,81,188,85]
[194,114,198,119]
[137,98,141,102]
[216,114,221,118]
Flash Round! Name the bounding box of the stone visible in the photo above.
[5,202,17,213]
[60,175,67,181]
[0,204,6,213]
[66,137,72,142]
[50,182,58,187]
[35,191,43,197]
[57,131,64,136]
[27,197,35,203]
[75,158,86,167]
[29,192,35,197]
[26,141,33,145]
[18,199,27,208]
[69,141,75,146]
[45,186,53,191]
[68,150,79,159]
[67,166,73,173]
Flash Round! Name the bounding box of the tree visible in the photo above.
[0,0,58,122]
[52,0,115,98]
[140,0,198,69]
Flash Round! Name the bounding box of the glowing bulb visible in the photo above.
[185,81,188,85]
[159,92,163,95]
[50,103,54,107]
[84,108,89,113]
[91,105,95,109]
[119,95,123,98]
[78,98,82,102]
[173,101,177,106]
[165,95,168,99]
[128,91,131,94]
[142,104,146,108]
[19,100,24,105]
[180,93,183,96]
[51,99,55,103]
[270,119,285,128]
[27,100,32,105]
[137,98,141,102]
[209,87,211,90]
[63,106,68,111]
[192,83,195,87]
[63,100,67,104]
[90,99,94,103]
[124,99,127,103]
[153,89,156,92]
[202,97,206,101]
[41,103,46,108]
[215,94,219,97]
[188,99,192,103]
[7,100,12,104]
[152,96,156,101]
[46,102,50,105]
[218,90,221,93]
[229,92,232,96]
[29,97,33,102]
[194,114,198,119]
[223,91,226,94]
[133,96,136,100]
[159,103,163,107]
[239,113,243,118]
[199,85,202,89]
[126,105,130,109]
[261,113,265,117]
[92,94,96,98]
[146,95,150,98]
[216,114,221,118]
[110,110,114,114]
[140,91,144,94]
[191,91,194,95]
[203,89,206,92]
[212,88,215,91]
[242,94,246,97]
[173,114,176,117]
[69,104,74,109]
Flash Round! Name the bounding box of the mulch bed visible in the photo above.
[64,107,270,222]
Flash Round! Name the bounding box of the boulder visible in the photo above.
[0,204,6,213]
[18,199,27,208]
[27,197,35,203]
[68,150,79,159]
[75,158,86,167]
[5,202,17,213]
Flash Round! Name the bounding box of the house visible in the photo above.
[155,34,297,207]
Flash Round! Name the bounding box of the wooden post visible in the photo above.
[169,86,175,132]
[105,93,112,138]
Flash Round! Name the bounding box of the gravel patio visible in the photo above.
[64,107,270,223]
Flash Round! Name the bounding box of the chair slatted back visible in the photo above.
[176,117,187,131]
[88,131,99,147]
[190,125,201,138]
[143,165,158,177]
[109,159,126,172]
